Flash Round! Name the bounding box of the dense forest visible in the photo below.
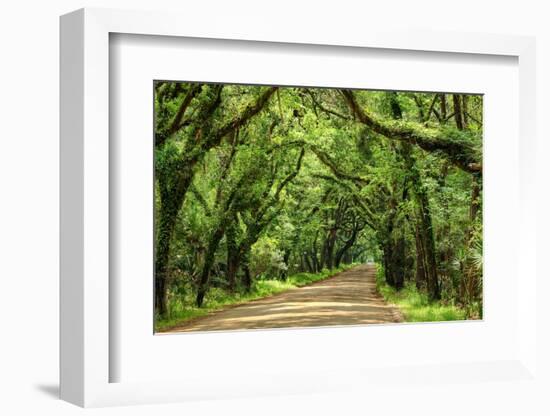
[154,82,483,330]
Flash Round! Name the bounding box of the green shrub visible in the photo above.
[375,265,468,322]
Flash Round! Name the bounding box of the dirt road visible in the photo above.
[162,264,403,333]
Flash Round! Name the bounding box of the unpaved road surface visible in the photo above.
[162,264,403,333]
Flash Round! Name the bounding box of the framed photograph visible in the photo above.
[60,8,538,408]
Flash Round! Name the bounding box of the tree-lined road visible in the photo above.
[162,264,403,333]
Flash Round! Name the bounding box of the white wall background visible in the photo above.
[0,1,548,415]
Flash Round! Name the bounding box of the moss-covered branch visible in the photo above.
[340,89,482,174]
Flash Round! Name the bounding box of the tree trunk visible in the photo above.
[452,94,464,130]
[344,250,353,264]
[435,164,451,286]
[241,249,252,292]
[383,243,395,287]
[324,229,337,270]
[320,231,331,270]
[334,246,346,268]
[382,172,398,288]
[304,254,314,273]
[462,95,469,128]
[417,191,440,300]
[225,218,239,292]
[154,208,173,316]
[469,174,481,224]
[335,229,358,268]
[414,222,427,290]
[154,170,194,316]
[311,251,320,273]
[391,234,406,290]
[226,253,239,293]
[401,143,440,300]
[196,226,225,307]
[280,250,291,280]
[439,94,447,121]
[311,232,320,272]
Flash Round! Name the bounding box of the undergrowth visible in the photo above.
[375,266,469,322]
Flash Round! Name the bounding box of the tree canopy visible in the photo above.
[154,82,483,326]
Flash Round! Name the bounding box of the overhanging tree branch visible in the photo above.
[310,147,370,186]
[339,89,482,174]
[156,83,203,148]
[213,87,279,144]
[311,173,378,230]
[306,89,351,120]
[169,84,203,134]
[275,147,306,198]
[256,147,306,224]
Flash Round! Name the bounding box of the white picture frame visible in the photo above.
[60,7,538,408]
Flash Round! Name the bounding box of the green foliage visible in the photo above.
[154,82,483,326]
[250,237,287,279]
[375,265,467,322]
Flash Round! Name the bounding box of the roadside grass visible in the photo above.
[375,266,468,322]
[156,264,357,332]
